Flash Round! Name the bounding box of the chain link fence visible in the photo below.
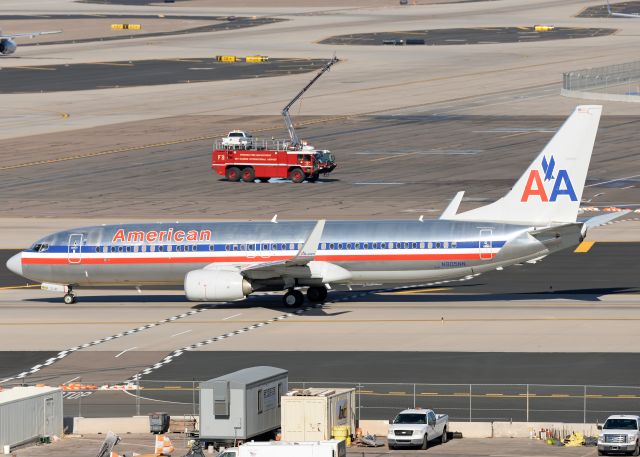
[562,61,640,100]
[51,380,640,423]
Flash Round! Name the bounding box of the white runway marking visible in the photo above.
[222,313,242,320]
[354,182,405,185]
[63,375,81,384]
[115,347,137,358]
[586,174,640,188]
[170,329,193,338]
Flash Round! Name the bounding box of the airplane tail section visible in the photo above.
[450,105,602,225]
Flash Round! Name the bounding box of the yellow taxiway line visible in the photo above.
[574,241,596,253]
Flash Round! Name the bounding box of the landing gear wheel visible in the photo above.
[288,168,305,183]
[306,286,328,303]
[283,290,304,308]
[241,167,256,182]
[63,293,76,304]
[226,167,241,182]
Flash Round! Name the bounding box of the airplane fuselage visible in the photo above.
[15,219,579,288]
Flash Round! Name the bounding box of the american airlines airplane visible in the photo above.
[5,105,624,307]
[0,29,61,55]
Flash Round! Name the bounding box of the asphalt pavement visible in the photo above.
[320,27,616,46]
[0,58,328,93]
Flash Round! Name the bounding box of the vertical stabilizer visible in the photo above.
[451,105,602,225]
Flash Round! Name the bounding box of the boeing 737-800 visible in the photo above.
[5,105,625,306]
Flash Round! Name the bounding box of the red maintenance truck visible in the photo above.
[212,136,321,183]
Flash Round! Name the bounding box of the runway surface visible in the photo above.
[0,114,638,224]
[320,27,617,46]
[0,58,327,93]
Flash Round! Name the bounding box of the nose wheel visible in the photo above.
[63,287,77,304]
[283,289,304,308]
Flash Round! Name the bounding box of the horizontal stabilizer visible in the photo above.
[582,210,630,229]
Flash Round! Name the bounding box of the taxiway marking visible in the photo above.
[115,346,137,358]
[222,313,242,320]
[574,241,596,253]
[394,287,451,294]
[170,329,192,338]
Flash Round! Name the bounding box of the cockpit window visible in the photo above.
[31,243,49,252]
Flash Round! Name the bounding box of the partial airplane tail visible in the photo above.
[450,105,602,225]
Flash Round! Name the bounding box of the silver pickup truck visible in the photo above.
[598,415,640,456]
[387,408,449,450]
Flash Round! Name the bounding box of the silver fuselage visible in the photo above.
[16,219,581,287]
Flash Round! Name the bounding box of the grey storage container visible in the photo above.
[0,386,63,451]
[149,412,170,434]
[199,366,288,446]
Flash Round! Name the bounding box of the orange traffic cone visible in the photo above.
[155,435,175,456]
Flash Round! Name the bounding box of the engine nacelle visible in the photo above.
[0,39,17,55]
[184,269,252,302]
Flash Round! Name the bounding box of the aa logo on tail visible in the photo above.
[521,155,577,202]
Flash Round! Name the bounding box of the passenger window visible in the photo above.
[451,241,457,248]
[209,245,215,251]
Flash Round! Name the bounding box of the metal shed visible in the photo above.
[0,386,63,450]
[199,366,288,446]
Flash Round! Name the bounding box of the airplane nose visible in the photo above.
[6,252,23,276]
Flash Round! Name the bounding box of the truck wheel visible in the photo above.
[258,178,270,183]
[288,168,305,183]
[421,434,428,450]
[441,428,448,444]
[597,451,605,456]
[307,173,319,183]
[241,167,256,182]
[388,443,395,450]
[226,167,241,182]
[633,442,639,456]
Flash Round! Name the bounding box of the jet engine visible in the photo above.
[184,269,252,301]
[0,39,17,55]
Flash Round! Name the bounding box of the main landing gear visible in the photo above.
[282,286,328,308]
[63,286,77,304]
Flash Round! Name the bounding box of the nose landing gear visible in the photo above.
[63,286,77,304]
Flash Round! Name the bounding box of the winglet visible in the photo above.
[297,220,326,259]
[440,191,465,219]
[271,214,278,223]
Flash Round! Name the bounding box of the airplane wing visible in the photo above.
[240,220,326,276]
[0,30,61,39]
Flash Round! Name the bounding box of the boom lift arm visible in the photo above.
[282,56,339,148]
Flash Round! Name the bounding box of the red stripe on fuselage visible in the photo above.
[22,253,494,265]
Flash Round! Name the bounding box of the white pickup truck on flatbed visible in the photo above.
[387,408,449,450]
[598,415,640,456]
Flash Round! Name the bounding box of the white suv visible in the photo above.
[221,130,253,148]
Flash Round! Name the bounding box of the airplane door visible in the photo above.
[479,229,493,260]
[68,233,83,264]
